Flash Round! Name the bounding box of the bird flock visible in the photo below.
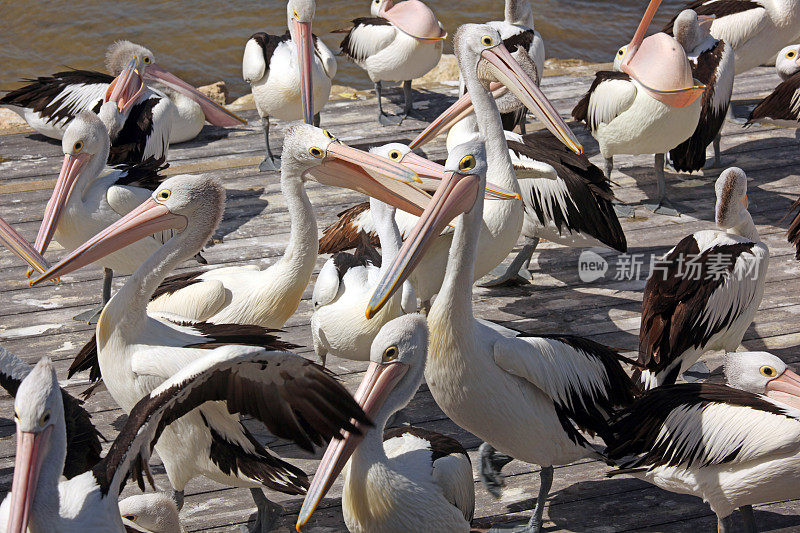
[1,0,800,532]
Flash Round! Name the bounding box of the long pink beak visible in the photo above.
[34,152,92,256]
[105,58,146,114]
[766,368,800,411]
[292,18,315,125]
[31,198,187,287]
[624,0,663,62]
[7,427,52,533]
[366,169,481,318]
[0,216,50,274]
[305,143,432,217]
[144,63,247,127]
[296,361,408,531]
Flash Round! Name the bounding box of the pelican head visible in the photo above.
[725,352,800,411]
[296,313,429,530]
[287,0,317,124]
[370,0,391,17]
[7,357,63,533]
[506,0,535,28]
[714,167,750,230]
[107,40,245,127]
[119,493,184,533]
[33,112,110,256]
[776,45,800,80]
[673,10,715,52]
[411,24,581,154]
[281,124,431,216]
[367,140,488,317]
[31,175,223,287]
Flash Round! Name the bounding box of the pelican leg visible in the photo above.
[702,135,725,170]
[718,513,735,533]
[739,505,758,533]
[258,117,281,172]
[74,268,113,324]
[376,82,401,126]
[248,488,283,533]
[478,237,539,287]
[519,466,553,533]
[313,113,320,127]
[170,489,185,511]
[400,80,425,122]
[644,154,681,216]
[606,156,635,218]
[479,443,514,498]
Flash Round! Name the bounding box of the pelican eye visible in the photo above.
[309,146,324,158]
[383,345,399,362]
[481,35,494,47]
[618,48,625,57]
[458,155,476,172]
[157,189,171,201]
[760,365,777,377]
[323,129,335,140]
[293,10,300,19]
[13,410,19,421]
[39,411,50,426]
[122,514,137,522]
[73,141,84,153]
[143,56,152,65]
[388,149,402,161]
[788,50,797,59]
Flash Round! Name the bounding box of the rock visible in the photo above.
[0,108,32,135]
[228,93,255,111]
[415,54,459,86]
[330,84,368,101]
[197,81,229,105]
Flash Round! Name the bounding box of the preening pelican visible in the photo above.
[572,0,705,216]
[298,314,475,533]
[638,168,768,388]
[335,0,446,125]
[30,174,371,533]
[607,351,800,533]
[0,345,367,532]
[243,0,337,171]
[366,137,638,532]
[0,40,244,146]
[748,44,800,127]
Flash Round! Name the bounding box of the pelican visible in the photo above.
[118,493,184,533]
[663,0,800,75]
[0,344,367,532]
[335,0,446,125]
[638,168,768,389]
[572,0,705,216]
[0,40,245,145]
[747,44,800,127]
[30,172,407,532]
[311,197,417,365]
[366,136,638,533]
[668,10,735,171]
[607,351,800,533]
[0,346,102,480]
[243,0,337,171]
[297,314,474,532]
[322,24,582,311]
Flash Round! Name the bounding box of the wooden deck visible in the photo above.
[1,65,799,532]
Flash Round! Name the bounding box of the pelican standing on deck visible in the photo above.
[638,168,768,388]
[297,314,475,532]
[0,40,245,145]
[336,0,446,125]
[0,346,367,533]
[572,0,705,216]
[747,44,800,126]
[606,351,800,533]
[366,136,638,533]
[243,0,337,171]
[668,10,735,172]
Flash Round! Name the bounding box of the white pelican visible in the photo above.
[118,493,184,533]
[366,138,638,533]
[0,40,245,145]
[0,345,102,479]
[29,173,388,532]
[243,0,337,171]
[321,24,582,311]
[607,351,800,533]
[0,344,367,533]
[572,0,705,216]
[311,196,417,365]
[668,10,735,171]
[297,314,475,533]
[335,0,446,125]
[638,168,768,389]
[747,44,800,126]
[663,0,800,75]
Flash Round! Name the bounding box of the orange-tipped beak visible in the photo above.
[105,58,146,115]
[34,152,92,256]
[292,18,315,125]
[31,198,187,287]
[7,426,52,533]
[766,368,800,411]
[0,216,50,274]
[366,170,481,318]
[144,63,247,126]
[296,361,408,531]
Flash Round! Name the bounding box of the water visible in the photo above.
[1,0,686,96]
